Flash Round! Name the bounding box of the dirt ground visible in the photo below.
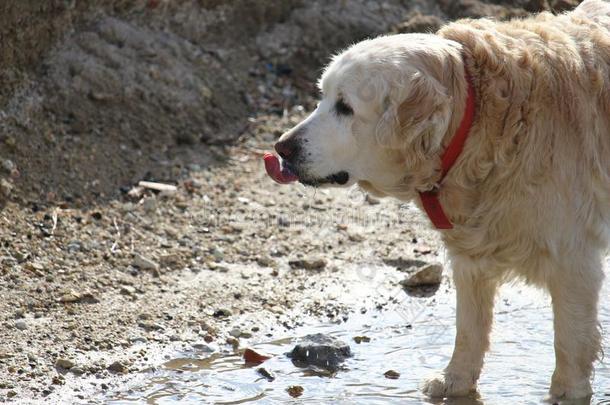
[0,0,582,403]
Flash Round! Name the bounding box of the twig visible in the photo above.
[50,209,58,236]
[110,218,121,253]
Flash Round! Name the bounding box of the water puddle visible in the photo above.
[107,261,610,405]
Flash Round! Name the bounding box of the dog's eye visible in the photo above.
[335,99,353,116]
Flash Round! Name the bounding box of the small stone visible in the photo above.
[0,179,13,197]
[384,369,400,379]
[353,336,371,344]
[142,197,156,213]
[14,320,27,330]
[256,367,275,381]
[1,159,15,172]
[55,358,75,369]
[288,257,326,270]
[229,327,241,338]
[287,333,351,371]
[348,232,365,242]
[138,321,163,331]
[58,290,81,303]
[120,285,137,296]
[70,367,85,375]
[191,342,215,352]
[210,248,224,262]
[132,254,159,271]
[107,361,128,373]
[400,263,443,287]
[287,385,304,398]
[226,337,239,349]
[255,256,276,268]
[213,308,232,318]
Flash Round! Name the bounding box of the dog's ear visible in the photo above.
[376,72,451,158]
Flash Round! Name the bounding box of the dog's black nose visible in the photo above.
[274,138,299,161]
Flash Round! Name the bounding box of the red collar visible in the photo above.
[418,73,476,230]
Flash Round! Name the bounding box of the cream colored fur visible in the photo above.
[276,0,610,400]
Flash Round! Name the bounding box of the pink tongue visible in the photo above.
[263,153,298,184]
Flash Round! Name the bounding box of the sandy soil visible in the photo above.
[0,110,446,403]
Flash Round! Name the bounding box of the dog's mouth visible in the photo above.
[263,153,349,186]
[299,171,350,187]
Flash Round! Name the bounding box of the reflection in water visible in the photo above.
[108,261,610,405]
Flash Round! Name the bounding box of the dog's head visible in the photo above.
[275,34,464,200]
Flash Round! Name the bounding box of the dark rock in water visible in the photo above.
[384,369,401,379]
[287,333,351,371]
[353,335,371,344]
[256,367,275,382]
[286,385,304,398]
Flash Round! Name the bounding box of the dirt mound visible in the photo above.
[0,0,581,207]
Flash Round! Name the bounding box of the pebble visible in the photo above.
[107,361,128,373]
[210,248,224,261]
[256,367,275,381]
[138,321,164,331]
[132,254,159,271]
[70,367,85,375]
[191,342,215,352]
[400,263,443,287]
[226,337,239,349]
[14,320,27,330]
[120,285,137,296]
[255,256,276,268]
[0,179,13,197]
[353,336,370,344]
[1,159,15,172]
[288,257,327,270]
[286,385,304,398]
[58,290,82,303]
[142,197,156,213]
[229,327,241,338]
[384,369,400,379]
[287,333,351,371]
[213,308,232,318]
[348,232,365,242]
[55,358,75,369]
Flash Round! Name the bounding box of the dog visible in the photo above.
[271,0,610,400]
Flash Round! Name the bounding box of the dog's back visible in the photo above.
[575,0,610,29]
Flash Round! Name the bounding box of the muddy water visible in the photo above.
[107,259,610,404]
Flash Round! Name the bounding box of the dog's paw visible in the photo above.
[549,378,592,401]
[421,371,476,397]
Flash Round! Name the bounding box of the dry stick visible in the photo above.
[110,218,121,253]
[50,208,58,236]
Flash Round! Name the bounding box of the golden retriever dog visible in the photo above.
[268,0,610,400]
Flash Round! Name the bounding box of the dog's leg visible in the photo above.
[422,259,498,397]
[548,252,602,400]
